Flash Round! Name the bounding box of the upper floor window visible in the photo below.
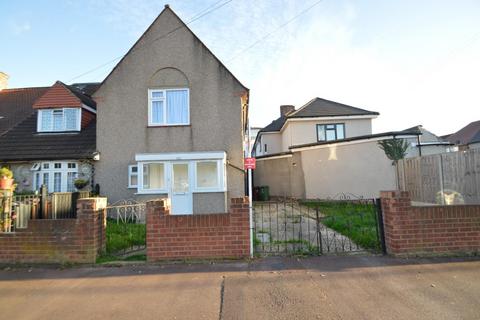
[148,88,189,126]
[317,123,345,142]
[37,108,81,132]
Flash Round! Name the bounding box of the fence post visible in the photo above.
[375,198,387,255]
[40,184,48,219]
[438,154,445,205]
[315,207,322,255]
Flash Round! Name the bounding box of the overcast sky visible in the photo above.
[2,0,479,135]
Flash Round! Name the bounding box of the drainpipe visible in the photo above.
[247,117,254,258]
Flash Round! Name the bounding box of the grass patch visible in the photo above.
[106,218,146,255]
[302,201,380,251]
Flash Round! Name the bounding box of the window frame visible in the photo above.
[194,160,225,193]
[316,123,346,142]
[137,162,168,194]
[128,165,138,189]
[135,159,226,195]
[147,88,190,127]
[37,108,81,133]
[32,161,79,193]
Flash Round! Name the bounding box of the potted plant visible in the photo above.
[0,167,14,190]
[74,178,89,190]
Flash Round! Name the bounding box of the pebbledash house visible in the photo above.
[0,5,249,216]
[0,6,249,214]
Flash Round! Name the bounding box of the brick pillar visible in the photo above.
[76,197,107,263]
[146,199,170,261]
[380,191,411,255]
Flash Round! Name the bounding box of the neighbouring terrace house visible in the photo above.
[93,6,249,214]
[0,79,99,193]
[402,125,455,158]
[253,98,420,199]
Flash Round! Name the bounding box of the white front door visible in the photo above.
[170,162,193,215]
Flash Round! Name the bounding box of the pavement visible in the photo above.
[0,255,479,320]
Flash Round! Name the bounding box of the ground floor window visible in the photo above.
[32,161,78,193]
[134,152,227,194]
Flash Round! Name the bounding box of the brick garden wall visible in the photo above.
[380,191,480,256]
[146,197,250,261]
[0,198,107,264]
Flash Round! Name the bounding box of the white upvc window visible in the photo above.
[128,165,138,188]
[134,152,227,195]
[194,160,225,192]
[138,162,168,194]
[37,108,81,132]
[32,161,78,192]
[148,88,189,126]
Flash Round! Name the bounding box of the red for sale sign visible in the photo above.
[244,157,256,170]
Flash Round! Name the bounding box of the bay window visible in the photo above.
[135,152,227,194]
[148,88,189,126]
[37,108,81,132]
[32,161,78,193]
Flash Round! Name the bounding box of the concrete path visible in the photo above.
[0,256,479,320]
[254,202,365,254]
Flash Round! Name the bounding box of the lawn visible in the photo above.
[301,201,380,251]
[105,218,146,255]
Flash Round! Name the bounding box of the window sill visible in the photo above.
[147,124,191,128]
[36,131,81,135]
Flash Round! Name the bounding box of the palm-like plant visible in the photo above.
[378,138,409,189]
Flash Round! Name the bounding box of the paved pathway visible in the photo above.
[254,202,364,254]
[1,256,479,320]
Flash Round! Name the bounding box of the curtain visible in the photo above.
[196,161,218,188]
[151,101,164,124]
[41,110,53,131]
[167,89,188,124]
[64,109,78,131]
[143,163,164,189]
[53,110,63,131]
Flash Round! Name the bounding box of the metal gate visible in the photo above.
[105,200,146,257]
[253,195,386,256]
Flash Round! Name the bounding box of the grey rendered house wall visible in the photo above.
[93,9,246,212]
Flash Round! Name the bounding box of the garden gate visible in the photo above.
[253,194,386,256]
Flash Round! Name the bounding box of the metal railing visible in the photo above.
[253,195,385,256]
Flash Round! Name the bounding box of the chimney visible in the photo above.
[0,72,9,91]
[280,105,295,117]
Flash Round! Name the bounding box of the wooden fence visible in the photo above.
[12,188,91,230]
[398,149,480,204]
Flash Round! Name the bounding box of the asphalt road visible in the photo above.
[0,256,479,320]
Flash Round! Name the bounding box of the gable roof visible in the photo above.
[0,113,96,161]
[289,97,379,118]
[33,81,97,110]
[95,5,248,94]
[0,86,49,136]
[447,120,480,145]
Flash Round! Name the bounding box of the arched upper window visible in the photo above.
[148,68,190,126]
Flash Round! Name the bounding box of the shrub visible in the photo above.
[0,167,13,179]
